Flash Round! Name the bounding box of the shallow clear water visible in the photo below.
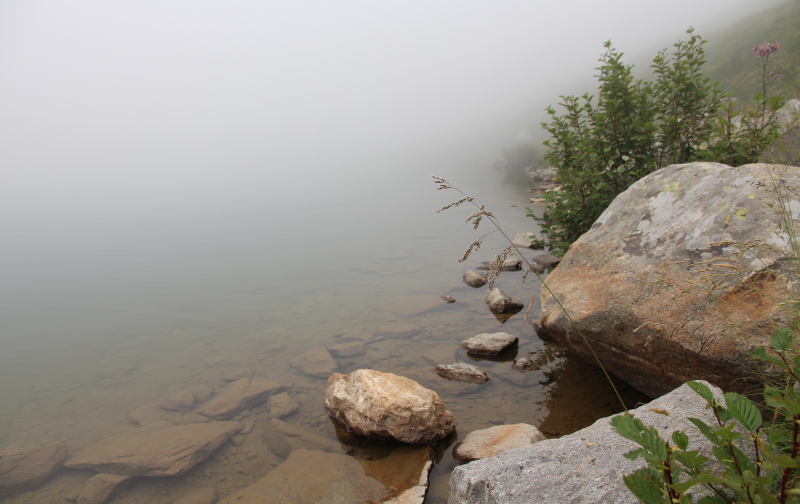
[0,155,645,503]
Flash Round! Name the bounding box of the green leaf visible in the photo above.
[771,327,793,351]
[688,417,721,444]
[687,381,715,405]
[672,430,690,450]
[611,414,646,443]
[623,448,645,461]
[724,393,762,432]
[770,454,799,469]
[623,472,667,504]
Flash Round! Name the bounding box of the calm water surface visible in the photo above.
[0,155,645,503]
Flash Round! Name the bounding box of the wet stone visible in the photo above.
[160,389,196,411]
[485,289,524,314]
[328,341,366,358]
[290,347,338,378]
[335,331,375,344]
[77,473,132,504]
[172,487,218,504]
[463,270,487,288]
[171,415,211,426]
[512,357,539,372]
[218,449,387,504]
[379,295,449,317]
[196,378,281,420]
[266,392,300,418]
[435,363,489,384]
[220,366,254,382]
[65,422,241,476]
[453,424,546,463]
[378,323,421,339]
[0,444,69,499]
[531,252,561,267]
[441,295,456,303]
[461,332,518,357]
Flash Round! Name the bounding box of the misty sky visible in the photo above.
[0,0,782,220]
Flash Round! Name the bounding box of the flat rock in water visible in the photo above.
[463,270,487,288]
[328,341,366,358]
[530,252,560,267]
[267,418,342,453]
[378,295,448,317]
[188,384,213,403]
[266,392,300,418]
[290,347,338,378]
[0,444,68,499]
[453,424,546,462]
[461,332,518,356]
[159,389,196,411]
[326,369,457,445]
[171,415,211,426]
[172,487,217,504]
[197,378,281,420]
[218,449,387,504]
[220,366,254,382]
[378,323,421,339]
[335,332,375,344]
[434,363,489,384]
[65,422,241,477]
[77,473,132,504]
[485,288,524,314]
[128,403,173,426]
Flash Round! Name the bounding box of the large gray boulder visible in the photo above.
[449,381,724,503]
[541,162,800,397]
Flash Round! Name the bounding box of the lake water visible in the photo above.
[0,153,646,503]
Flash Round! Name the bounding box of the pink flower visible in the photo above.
[770,71,783,84]
[753,42,780,58]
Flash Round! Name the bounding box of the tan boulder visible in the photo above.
[325,369,456,444]
[540,162,800,396]
[65,422,240,476]
[77,473,132,504]
[463,270,488,288]
[453,424,546,462]
[197,378,280,420]
[0,444,68,499]
[290,347,338,378]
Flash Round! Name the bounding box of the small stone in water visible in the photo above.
[435,363,489,384]
[512,358,539,372]
[441,295,456,303]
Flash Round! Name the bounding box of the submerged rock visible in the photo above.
[434,363,489,384]
[159,389,196,411]
[218,449,387,504]
[461,332,518,356]
[325,369,457,445]
[220,366,254,382]
[378,323,421,339]
[77,473,132,504]
[378,295,449,317]
[65,422,241,476]
[0,444,68,499]
[290,347,339,378]
[328,341,366,358]
[530,252,561,267]
[266,392,300,418]
[463,270,487,288]
[485,289,523,314]
[197,378,281,420]
[453,424,546,463]
[172,487,218,504]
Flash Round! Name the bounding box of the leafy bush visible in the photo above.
[530,29,783,256]
[612,329,800,503]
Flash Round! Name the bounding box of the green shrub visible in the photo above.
[530,29,782,256]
